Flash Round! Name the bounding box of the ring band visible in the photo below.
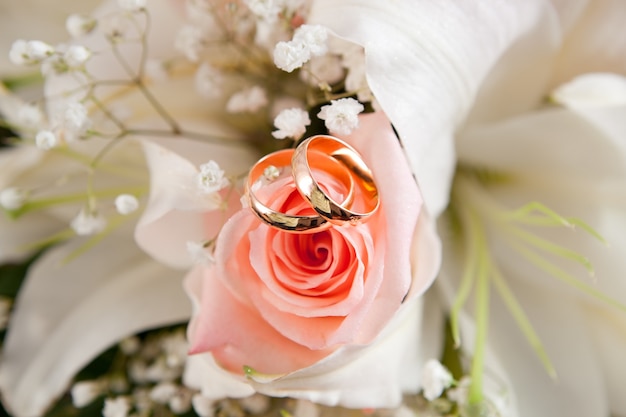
[246,149,355,233]
[292,135,379,225]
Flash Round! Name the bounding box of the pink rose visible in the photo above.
[183,112,441,406]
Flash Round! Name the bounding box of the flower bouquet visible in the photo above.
[0,1,625,417]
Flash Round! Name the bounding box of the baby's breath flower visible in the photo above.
[115,194,140,215]
[145,59,169,82]
[119,336,141,355]
[272,107,310,139]
[71,208,107,236]
[62,102,91,140]
[317,97,364,135]
[149,382,177,404]
[176,25,207,62]
[103,396,130,417]
[118,0,147,12]
[273,40,309,73]
[64,45,92,68]
[0,187,28,211]
[66,14,97,38]
[226,86,268,113]
[9,40,54,66]
[17,103,44,127]
[243,0,282,22]
[197,160,228,193]
[293,25,328,57]
[35,130,58,150]
[169,389,193,414]
[195,63,223,98]
[71,380,104,408]
[421,359,453,401]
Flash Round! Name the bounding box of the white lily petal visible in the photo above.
[0,237,189,417]
[136,137,257,269]
[551,73,626,109]
[552,0,626,84]
[309,0,551,216]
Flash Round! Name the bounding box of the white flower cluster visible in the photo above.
[273,24,329,72]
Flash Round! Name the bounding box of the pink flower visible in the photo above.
[182,112,441,407]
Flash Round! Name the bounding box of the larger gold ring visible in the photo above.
[292,135,379,225]
[246,149,354,233]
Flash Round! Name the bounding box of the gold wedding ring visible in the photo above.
[292,135,379,225]
[246,149,355,233]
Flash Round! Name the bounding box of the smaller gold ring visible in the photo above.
[246,149,355,233]
[292,135,379,225]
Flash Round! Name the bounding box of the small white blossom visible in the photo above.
[63,102,91,140]
[9,40,54,66]
[17,103,44,127]
[273,40,309,72]
[186,241,214,264]
[197,160,229,193]
[71,380,103,408]
[115,194,139,215]
[71,208,107,236]
[192,394,215,417]
[9,40,29,65]
[195,63,223,98]
[64,45,92,67]
[226,86,268,113]
[66,14,97,38]
[102,397,130,417]
[421,359,453,401]
[176,25,207,62]
[317,98,364,135]
[0,187,28,211]
[294,399,319,417]
[272,107,310,139]
[35,130,58,150]
[149,382,177,404]
[293,25,328,57]
[551,72,626,109]
[118,0,147,11]
[161,329,188,368]
[169,389,193,414]
[243,0,282,21]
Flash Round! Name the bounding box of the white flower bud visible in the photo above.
[102,397,130,417]
[194,63,223,98]
[272,107,310,140]
[71,380,103,408]
[35,130,57,150]
[66,14,97,38]
[169,389,193,414]
[226,86,268,113]
[317,97,364,135]
[64,45,92,67]
[149,382,177,404]
[71,208,107,236]
[197,160,228,193]
[26,40,55,61]
[0,187,28,210]
[421,359,453,401]
[114,194,139,215]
